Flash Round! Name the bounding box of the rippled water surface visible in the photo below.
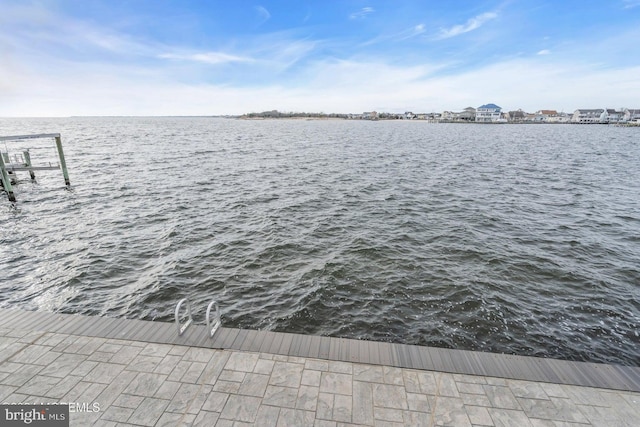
[1,117,639,365]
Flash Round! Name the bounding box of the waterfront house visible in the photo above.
[460,107,476,121]
[546,112,570,123]
[475,104,503,122]
[507,110,526,122]
[441,111,457,121]
[571,109,606,124]
[534,110,558,122]
[441,108,474,121]
[605,109,626,123]
[624,109,640,122]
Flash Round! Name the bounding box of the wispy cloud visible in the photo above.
[437,12,498,39]
[255,6,271,23]
[407,24,426,38]
[0,2,157,57]
[393,24,427,41]
[2,1,640,117]
[349,7,374,20]
[303,9,312,23]
[158,52,252,65]
[265,40,318,71]
[3,49,640,117]
[359,23,427,47]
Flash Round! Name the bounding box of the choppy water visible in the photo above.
[1,117,639,365]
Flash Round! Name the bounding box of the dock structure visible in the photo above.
[0,308,638,425]
[0,133,70,201]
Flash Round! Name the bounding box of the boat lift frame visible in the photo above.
[0,133,70,201]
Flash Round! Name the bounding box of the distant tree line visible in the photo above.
[240,110,350,119]
[238,110,418,120]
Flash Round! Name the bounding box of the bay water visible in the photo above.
[1,117,638,365]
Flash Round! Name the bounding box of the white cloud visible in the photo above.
[389,23,427,41]
[437,12,498,39]
[255,6,271,23]
[0,1,315,77]
[623,0,640,8]
[158,52,252,64]
[4,51,639,117]
[359,23,427,46]
[350,7,374,20]
[0,3,159,58]
[1,3,639,116]
[250,34,319,71]
[406,24,426,39]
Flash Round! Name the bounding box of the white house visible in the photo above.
[546,112,570,123]
[624,109,640,122]
[475,104,503,122]
[441,111,457,121]
[533,110,558,122]
[571,109,606,124]
[605,109,626,123]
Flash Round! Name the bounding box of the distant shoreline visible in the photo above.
[235,116,639,125]
[237,108,640,125]
[239,116,343,121]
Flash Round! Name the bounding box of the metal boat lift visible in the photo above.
[0,133,70,201]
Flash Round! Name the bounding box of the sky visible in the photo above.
[1,0,640,116]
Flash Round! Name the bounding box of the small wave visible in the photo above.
[1,118,639,365]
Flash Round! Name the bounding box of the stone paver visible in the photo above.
[0,328,638,426]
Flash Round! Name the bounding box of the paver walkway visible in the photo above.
[1,326,639,426]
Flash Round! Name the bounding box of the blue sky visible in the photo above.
[1,0,639,116]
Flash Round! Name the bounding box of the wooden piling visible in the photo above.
[23,150,36,180]
[54,135,70,186]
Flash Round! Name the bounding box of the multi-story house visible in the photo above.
[441,108,475,121]
[475,104,503,122]
[534,110,558,122]
[459,107,476,121]
[441,111,457,121]
[624,109,640,123]
[571,109,606,123]
[605,109,626,123]
[546,112,570,123]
